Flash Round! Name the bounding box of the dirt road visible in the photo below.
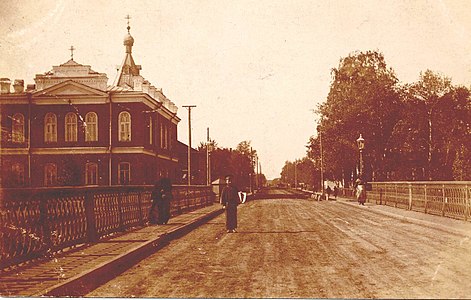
[87,198,471,298]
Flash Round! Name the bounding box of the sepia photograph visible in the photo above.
[1,0,471,298]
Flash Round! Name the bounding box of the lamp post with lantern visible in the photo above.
[356,134,365,180]
[355,134,366,205]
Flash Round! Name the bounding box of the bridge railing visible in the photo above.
[366,182,471,221]
[0,185,215,270]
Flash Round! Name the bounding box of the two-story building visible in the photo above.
[0,24,181,187]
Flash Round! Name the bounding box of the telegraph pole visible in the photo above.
[206,127,210,186]
[183,105,196,186]
[319,127,324,195]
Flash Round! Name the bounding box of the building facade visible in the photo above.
[0,25,181,187]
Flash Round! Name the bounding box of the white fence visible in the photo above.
[367,182,471,221]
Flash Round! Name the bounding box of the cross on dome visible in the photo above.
[69,46,75,60]
[125,14,131,32]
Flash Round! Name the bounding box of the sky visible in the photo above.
[1,0,471,180]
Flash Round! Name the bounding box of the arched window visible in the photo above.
[85,162,98,185]
[44,163,57,186]
[12,113,25,143]
[85,112,98,142]
[11,163,25,186]
[118,162,130,185]
[44,113,57,142]
[118,111,131,141]
[65,112,78,142]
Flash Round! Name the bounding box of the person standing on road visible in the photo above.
[158,178,173,224]
[220,175,240,233]
[354,178,366,205]
[326,186,332,200]
[150,178,173,225]
[149,180,162,224]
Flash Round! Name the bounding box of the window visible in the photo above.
[85,163,98,185]
[118,162,130,185]
[160,123,164,148]
[65,112,78,142]
[11,163,25,186]
[160,123,168,149]
[164,125,168,149]
[149,116,153,145]
[12,113,25,143]
[44,113,57,142]
[85,112,98,142]
[44,163,57,186]
[118,111,131,141]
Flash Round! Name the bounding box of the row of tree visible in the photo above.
[198,140,267,190]
[282,50,471,188]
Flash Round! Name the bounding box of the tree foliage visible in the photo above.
[311,50,401,184]
[198,140,265,190]
[304,52,471,184]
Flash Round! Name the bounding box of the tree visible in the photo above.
[280,158,320,190]
[407,70,453,180]
[312,50,401,184]
[200,139,266,189]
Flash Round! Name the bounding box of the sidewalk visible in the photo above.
[0,204,223,297]
[336,196,471,237]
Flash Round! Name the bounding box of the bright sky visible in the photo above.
[1,0,471,179]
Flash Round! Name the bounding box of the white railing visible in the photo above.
[367,182,471,221]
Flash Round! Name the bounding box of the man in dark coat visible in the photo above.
[150,178,173,225]
[220,175,240,233]
[158,178,173,224]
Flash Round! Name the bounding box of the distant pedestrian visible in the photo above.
[354,178,366,205]
[333,186,338,199]
[150,178,173,225]
[326,186,332,200]
[158,178,173,224]
[149,180,161,224]
[220,175,240,233]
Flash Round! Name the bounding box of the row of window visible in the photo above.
[6,111,172,148]
[11,162,131,186]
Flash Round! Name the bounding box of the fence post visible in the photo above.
[465,185,469,221]
[137,190,144,226]
[117,190,124,231]
[442,184,446,217]
[408,183,413,210]
[394,184,398,208]
[379,188,383,205]
[38,192,52,253]
[84,191,97,243]
[424,184,428,214]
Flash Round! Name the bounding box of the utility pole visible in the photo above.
[183,105,196,186]
[319,126,324,195]
[206,127,210,186]
[259,162,262,188]
[255,154,259,190]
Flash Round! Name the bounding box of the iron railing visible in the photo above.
[0,185,215,269]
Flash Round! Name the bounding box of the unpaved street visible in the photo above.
[88,198,471,298]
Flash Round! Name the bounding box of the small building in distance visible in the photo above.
[0,23,181,187]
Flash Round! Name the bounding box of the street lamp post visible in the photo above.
[356,134,365,180]
[356,134,366,205]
